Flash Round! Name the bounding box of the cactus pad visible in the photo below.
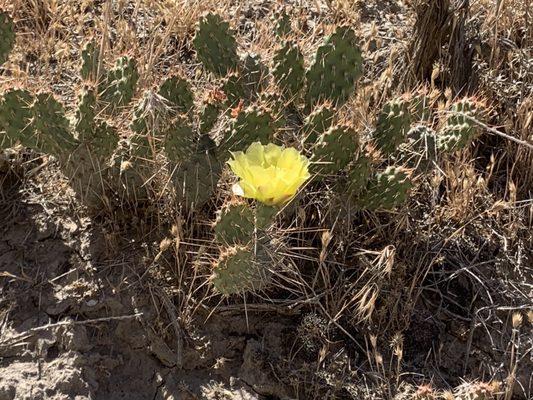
[31,93,77,156]
[0,12,15,66]
[80,40,100,81]
[193,13,238,76]
[211,247,269,295]
[399,125,437,171]
[199,99,223,134]
[272,42,305,98]
[214,204,255,245]
[164,117,198,163]
[158,76,194,114]
[101,56,139,107]
[346,153,371,197]
[174,151,221,208]
[312,125,358,175]
[359,167,412,210]
[74,88,97,139]
[220,106,275,155]
[373,99,411,155]
[301,103,334,146]
[0,89,34,145]
[222,72,246,106]
[272,9,291,37]
[305,26,363,106]
[438,99,478,152]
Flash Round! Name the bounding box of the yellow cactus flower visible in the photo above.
[227,142,311,206]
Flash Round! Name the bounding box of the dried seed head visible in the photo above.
[512,312,523,328]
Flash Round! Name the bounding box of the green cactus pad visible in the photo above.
[272,41,305,98]
[214,204,255,245]
[222,72,246,106]
[398,125,437,171]
[0,12,15,66]
[0,89,34,145]
[372,99,411,155]
[359,167,412,210]
[242,53,267,94]
[211,247,270,295]
[164,117,197,163]
[220,106,275,155]
[199,99,223,134]
[100,56,139,108]
[74,88,97,140]
[193,13,238,76]
[305,26,363,107]
[158,76,194,114]
[346,153,371,197]
[174,151,221,208]
[301,103,334,146]
[31,93,77,156]
[438,99,478,152]
[312,125,358,175]
[80,40,100,81]
[409,91,433,122]
[63,123,117,208]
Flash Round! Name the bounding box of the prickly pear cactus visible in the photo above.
[346,153,371,197]
[272,42,305,98]
[359,167,412,210]
[373,99,411,155]
[0,12,15,66]
[193,13,238,76]
[173,149,222,208]
[31,93,77,156]
[164,117,198,163]
[65,122,118,208]
[74,88,97,139]
[199,98,223,134]
[438,99,478,151]
[301,103,334,146]
[0,89,34,145]
[305,26,363,107]
[409,91,433,122]
[242,53,267,93]
[211,247,270,295]
[222,72,246,106]
[220,106,275,155]
[80,40,100,81]
[158,76,194,114]
[312,125,358,175]
[214,203,255,245]
[398,125,437,172]
[100,56,139,107]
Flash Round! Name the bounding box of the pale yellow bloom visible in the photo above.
[227,142,310,206]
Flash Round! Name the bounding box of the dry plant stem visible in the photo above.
[0,313,143,350]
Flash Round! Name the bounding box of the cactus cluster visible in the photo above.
[0,11,484,297]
